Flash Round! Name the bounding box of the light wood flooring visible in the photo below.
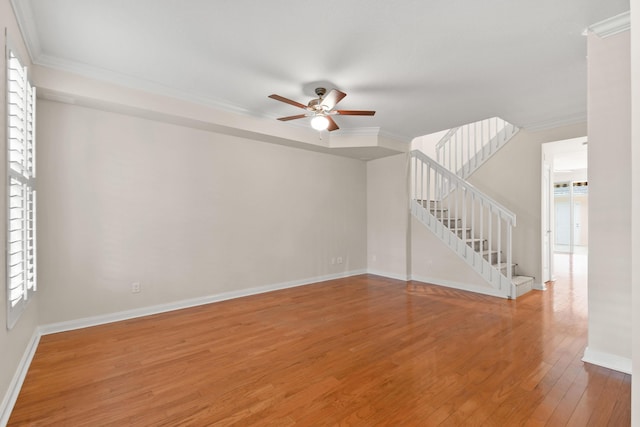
[9,254,630,425]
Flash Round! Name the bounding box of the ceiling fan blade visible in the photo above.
[326,116,339,131]
[268,94,307,110]
[322,89,347,110]
[336,110,376,116]
[277,114,307,121]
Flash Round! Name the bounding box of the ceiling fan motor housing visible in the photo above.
[308,98,323,111]
[309,88,327,111]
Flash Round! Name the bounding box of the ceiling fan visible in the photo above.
[268,87,375,131]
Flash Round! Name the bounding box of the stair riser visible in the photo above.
[499,265,517,277]
[417,200,441,209]
[467,240,488,252]
[440,218,462,228]
[514,277,534,297]
[454,229,472,239]
[431,209,448,218]
[483,252,500,265]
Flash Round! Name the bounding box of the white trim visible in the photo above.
[0,330,40,427]
[39,270,366,335]
[333,127,381,138]
[25,53,416,144]
[408,275,509,299]
[582,346,632,374]
[588,11,631,39]
[8,0,41,62]
[367,269,410,282]
[532,281,547,291]
[522,112,588,132]
[33,53,254,117]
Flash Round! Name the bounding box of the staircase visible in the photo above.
[411,118,534,299]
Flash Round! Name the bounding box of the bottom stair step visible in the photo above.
[512,276,534,298]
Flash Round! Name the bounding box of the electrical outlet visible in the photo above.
[337,256,343,264]
[131,282,141,293]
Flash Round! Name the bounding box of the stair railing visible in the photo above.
[435,117,518,179]
[410,150,516,293]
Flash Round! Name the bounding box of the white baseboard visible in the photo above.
[366,269,410,282]
[0,330,41,427]
[39,269,367,335]
[408,274,509,299]
[582,346,632,374]
[533,281,546,291]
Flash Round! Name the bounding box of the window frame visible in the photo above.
[6,40,36,330]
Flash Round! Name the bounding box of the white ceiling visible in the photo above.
[12,0,629,142]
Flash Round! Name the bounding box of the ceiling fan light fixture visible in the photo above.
[269,88,374,132]
[310,115,329,131]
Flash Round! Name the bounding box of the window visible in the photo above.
[6,45,36,329]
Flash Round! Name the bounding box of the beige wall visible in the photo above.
[411,130,448,159]
[36,100,367,324]
[586,30,632,369]
[411,216,495,292]
[0,0,41,421]
[366,153,410,279]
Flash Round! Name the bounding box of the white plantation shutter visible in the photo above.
[6,47,36,329]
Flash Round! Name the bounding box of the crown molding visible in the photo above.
[333,127,381,137]
[9,0,41,62]
[588,11,630,39]
[34,53,257,117]
[379,128,412,144]
[521,111,587,132]
[31,53,410,146]
[9,0,250,117]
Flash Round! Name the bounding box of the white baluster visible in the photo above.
[467,124,472,175]
[507,218,513,283]
[488,205,493,281]
[472,192,476,266]
[497,212,502,283]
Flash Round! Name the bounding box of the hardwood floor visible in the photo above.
[9,255,630,426]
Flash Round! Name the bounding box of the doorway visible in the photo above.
[554,181,589,254]
[542,137,588,282]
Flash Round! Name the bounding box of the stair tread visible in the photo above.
[493,262,517,268]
